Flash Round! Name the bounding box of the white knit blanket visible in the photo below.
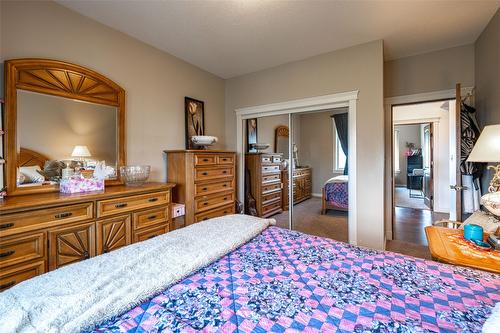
[0,214,274,333]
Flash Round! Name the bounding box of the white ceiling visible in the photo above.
[58,0,499,79]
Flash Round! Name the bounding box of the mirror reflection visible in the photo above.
[17,90,118,187]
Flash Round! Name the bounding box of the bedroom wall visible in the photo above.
[255,114,289,154]
[475,8,500,194]
[393,124,421,187]
[225,40,385,250]
[0,0,226,181]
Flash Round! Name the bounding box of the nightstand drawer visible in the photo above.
[133,207,169,230]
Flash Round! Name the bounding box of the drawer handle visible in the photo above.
[223,197,228,200]
[148,198,158,203]
[148,215,157,220]
[202,172,208,176]
[203,202,208,206]
[222,158,227,161]
[115,203,128,208]
[147,234,157,239]
[83,251,90,259]
[55,212,73,219]
[103,247,109,254]
[0,281,15,291]
[0,250,15,258]
[203,218,208,221]
[0,223,14,230]
[202,187,208,191]
[203,158,209,162]
[222,170,227,174]
[223,184,227,187]
[224,211,228,214]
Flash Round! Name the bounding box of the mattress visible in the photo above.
[90,226,499,333]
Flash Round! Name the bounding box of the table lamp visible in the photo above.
[467,124,500,217]
[71,145,92,168]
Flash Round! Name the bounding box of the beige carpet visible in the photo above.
[395,186,429,210]
[272,197,348,242]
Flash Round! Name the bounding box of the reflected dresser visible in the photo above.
[0,183,175,291]
[282,167,312,210]
[245,153,283,218]
[165,150,236,225]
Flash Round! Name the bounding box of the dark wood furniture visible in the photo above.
[164,150,236,226]
[406,155,423,190]
[425,226,500,274]
[245,153,283,217]
[282,167,312,210]
[0,183,175,290]
[4,58,126,196]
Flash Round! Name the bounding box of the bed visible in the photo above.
[322,175,348,214]
[1,215,498,333]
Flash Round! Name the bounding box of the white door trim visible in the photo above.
[235,91,359,244]
[384,87,473,240]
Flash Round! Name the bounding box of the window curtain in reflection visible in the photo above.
[332,113,348,175]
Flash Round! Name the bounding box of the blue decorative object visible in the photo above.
[464,224,483,242]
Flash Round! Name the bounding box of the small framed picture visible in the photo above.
[247,118,258,152]
[185,97,205,149]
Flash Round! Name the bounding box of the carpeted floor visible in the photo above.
[395,186,429,210]
[272,197,348,243]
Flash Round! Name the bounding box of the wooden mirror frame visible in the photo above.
[4,58,126,196]
[274,125,289,153]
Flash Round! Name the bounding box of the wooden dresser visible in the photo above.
[245,153,283,217]
[282,167,312,210]
[0,183,174,291]
[165,150,236,226]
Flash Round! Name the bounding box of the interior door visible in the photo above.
[423,123,434,209]
[450,86,463,221]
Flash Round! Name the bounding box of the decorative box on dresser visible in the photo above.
[0,183,175,291]
[245,153,283,217]
[164,150,236,226]
[282,167,312,210]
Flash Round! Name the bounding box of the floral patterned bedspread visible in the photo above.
[325,182,348,209]
[90,227,499,333]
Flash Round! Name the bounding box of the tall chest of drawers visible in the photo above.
[245,153,283,218]
[165,150,237,226]
[0,183,175,291]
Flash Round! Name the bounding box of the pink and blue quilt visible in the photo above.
[90,226,499,333]
[325,182,348,210]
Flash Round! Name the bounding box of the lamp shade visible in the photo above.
[467,124,500,162]
[71,145,91,158]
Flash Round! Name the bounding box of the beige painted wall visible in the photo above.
[297,111,344,195]
[256,114,289,154]
[17,90,117,166]
[226,40,385,249]
[384,44,475,98]
[475,8,500,193]
[0,0,226,181]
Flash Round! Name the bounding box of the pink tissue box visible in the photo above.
[60,177,105,194]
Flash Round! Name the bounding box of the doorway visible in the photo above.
[391,101,452,246]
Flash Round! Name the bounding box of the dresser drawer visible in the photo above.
[0,203,93,237]
[97,191,170,218]
[272,156,282,163]
[195,203,235,223]
[262,200,282,216]
[194,154,217,166]
[262,182,281,194]
[261,155,272,164]
[262,165,280,174]
[262,191,282,206]
[133,207,169,230]
[0,232,46,268]
[195,180,233,196]
[133,225,168,243]
[262,173,281,184]
[194,167,233,181]
[217,154,234,165]
[195,192,234,213]
[0,260,46,292]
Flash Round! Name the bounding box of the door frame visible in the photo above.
[235,91,359,244]
[384,87,472,240]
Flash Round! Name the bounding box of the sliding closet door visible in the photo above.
[243,114,292,230]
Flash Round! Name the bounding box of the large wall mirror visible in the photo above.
[4,59,125,196]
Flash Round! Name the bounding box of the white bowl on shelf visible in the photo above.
[191,135,218,148]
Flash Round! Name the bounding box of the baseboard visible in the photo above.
[312,192,322,198]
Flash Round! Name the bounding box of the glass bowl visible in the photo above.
[120,165,151,186]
